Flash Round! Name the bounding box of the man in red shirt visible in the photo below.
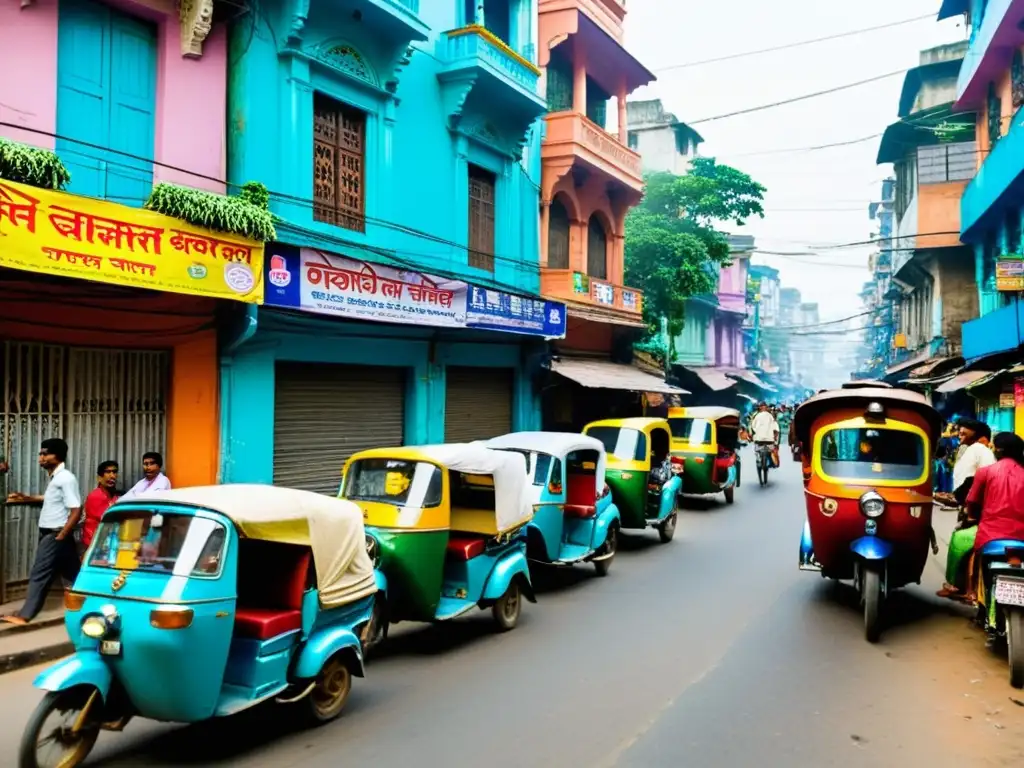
[967,432,1024,552]
[82,461,119,551]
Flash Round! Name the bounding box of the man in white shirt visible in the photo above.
[750,403,780,445]
[952,419,995,506]
[3,438,82,624]
[121,451,172,500]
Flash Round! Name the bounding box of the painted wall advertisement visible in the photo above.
[264,245,566,338]
[996,256,1024,292]
[0,179,264,303]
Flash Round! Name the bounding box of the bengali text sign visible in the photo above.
[0,179,264,303]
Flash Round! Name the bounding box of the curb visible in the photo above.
[0,615,65,637]
[0,641,73,676]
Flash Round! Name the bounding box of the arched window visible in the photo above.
[587,215,608,279]
[548,198,571,270]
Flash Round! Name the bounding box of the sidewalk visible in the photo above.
[0,595,72,676]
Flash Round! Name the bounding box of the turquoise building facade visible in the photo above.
[220,0,555,490]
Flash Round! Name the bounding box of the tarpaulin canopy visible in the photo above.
[552,358,688,394]
[937,370,994,393]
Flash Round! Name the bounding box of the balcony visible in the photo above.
[539,0,627,44]
[543,111,643,193]
[436,26,547,150]
[961,108,1024,238]
[541,268,644,324]
[955,0,1022,109]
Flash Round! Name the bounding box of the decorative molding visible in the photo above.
[315,42,378,86]
[179,0,214,58]
[285,0,311,44]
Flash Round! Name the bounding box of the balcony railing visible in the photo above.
[543,111,643,191]
[541,268,643,316]
[438,26,542,97]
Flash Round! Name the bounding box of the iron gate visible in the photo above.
[0,341,168,599]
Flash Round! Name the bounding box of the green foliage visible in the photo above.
[625,158,766,339]
[145,181,276,242]
[0,138,71,190]
[634,335,669,368]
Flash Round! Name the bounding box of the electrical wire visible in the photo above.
[651,14,937,72]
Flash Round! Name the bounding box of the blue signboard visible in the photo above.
[465,286,565,337]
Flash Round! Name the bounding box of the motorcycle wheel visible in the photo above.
[863,568,882,643]
[724,486,735,504]
[1007,608,1024,689]
[19,688,101,768]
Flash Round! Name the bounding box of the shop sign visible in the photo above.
[572,272,590,295]
[592,281,615,305]
[1000,392,1016,408]
[996,256,1024,291]
[265,245,566,338]
[0,179,264,303]
[1015,377,1024,406]
[622,290,638,311]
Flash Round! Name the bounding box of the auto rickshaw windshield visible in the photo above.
[587,426,645,462]
[669,418,713,446]
[89,511,227,577]
[343,458,443,508]
[818,426,927,482]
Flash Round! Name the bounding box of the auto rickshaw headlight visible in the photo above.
[81,615,108,639]
[859,491,885,519]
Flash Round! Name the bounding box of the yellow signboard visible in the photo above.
[0,179,264,303]
[996,258,1024,292]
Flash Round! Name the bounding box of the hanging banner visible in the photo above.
[265,245,566,338]
[0,179,264,303]
[996,256,1024,291]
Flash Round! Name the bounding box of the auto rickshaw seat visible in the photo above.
[564,474,598,518]
[446,535,486,561]
[234,540,311,640]
[713,454,735,483]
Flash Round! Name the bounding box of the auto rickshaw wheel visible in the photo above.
[863,568,882,643]
[19,688,101,768]
[724,486,735,504]
[307,656,352,724]
[594,523,619,577]
[492,580,522,631]
[1006,609,1024,689]
[658,512,677,543]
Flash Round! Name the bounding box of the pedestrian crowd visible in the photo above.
[0,440,171,626]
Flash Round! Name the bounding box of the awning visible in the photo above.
[965,363,1024,392]
[566,305,647,328]
[683,367,736,391]
[551,358,688,394]
[736,393,757,403]
[908,356,959,379]
[885,351,931,376]
[937,370,994,394]
[726,369,775,391]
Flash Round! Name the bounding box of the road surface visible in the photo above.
[2,451,1022,766]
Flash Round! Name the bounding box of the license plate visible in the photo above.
[99,639,122,656]
[994,579,1024,607]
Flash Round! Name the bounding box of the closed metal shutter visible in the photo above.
[273,363,405,494]
[444,367,513,443]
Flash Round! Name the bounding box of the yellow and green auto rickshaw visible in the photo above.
[581,418,682,543]
[667,406,742,504]
[340,443,536,642]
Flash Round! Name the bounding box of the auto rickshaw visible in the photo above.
[487,432,622,575]
[667,406,742,504]
[341,443,536,638]
[20,485,378,768]
[582,418,682,543]
[794,383,940,642]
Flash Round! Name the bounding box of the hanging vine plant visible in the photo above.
[0,137,71,190]
[145,181,277,242]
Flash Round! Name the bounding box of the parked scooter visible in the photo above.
[975,540,1024,688]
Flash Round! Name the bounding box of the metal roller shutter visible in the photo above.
[444,367,513,443]
[274,363,405,494]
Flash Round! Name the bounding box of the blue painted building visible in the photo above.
[221,0,559,490]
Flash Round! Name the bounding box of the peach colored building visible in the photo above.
[537,0,675,429]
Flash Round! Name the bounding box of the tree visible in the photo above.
[625,158,766,343]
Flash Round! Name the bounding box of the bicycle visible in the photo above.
[754,442,776,487]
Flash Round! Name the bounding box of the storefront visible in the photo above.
[0,178,264,596]
[219,244,566,492]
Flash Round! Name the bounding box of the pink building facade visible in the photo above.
[708,250,750,368]
[0,0,227,196]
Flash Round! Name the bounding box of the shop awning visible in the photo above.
[683,367,736,391]
[885,351,931,376]
[551,359,688,394]
[565,305,647,328]
[908,356,960,379]
[936,370,994,393]
[727,369,776,391]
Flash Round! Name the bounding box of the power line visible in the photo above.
[688,70,907,126]
[652,14,936,72]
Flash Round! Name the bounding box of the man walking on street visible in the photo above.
[2,438,82,625]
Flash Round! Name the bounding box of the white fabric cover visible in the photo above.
[126,485,377,609]
[416,443,533,533]
[487,432,607,498]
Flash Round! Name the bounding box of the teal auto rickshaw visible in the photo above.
[20,485,379,768]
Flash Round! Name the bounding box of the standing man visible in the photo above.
[750,402,781,473]
[82,461,120,551]
[121,452,171,500]
[2,438,82,625]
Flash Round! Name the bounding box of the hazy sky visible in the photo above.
[623,0,967,331]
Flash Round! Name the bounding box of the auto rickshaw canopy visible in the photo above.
[344,444,533,535]
[129,485,377,609]
[793,387,941,448]
[487,432,609,497]
[668,406,741,422]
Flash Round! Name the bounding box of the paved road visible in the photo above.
[2,452,1023,766]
